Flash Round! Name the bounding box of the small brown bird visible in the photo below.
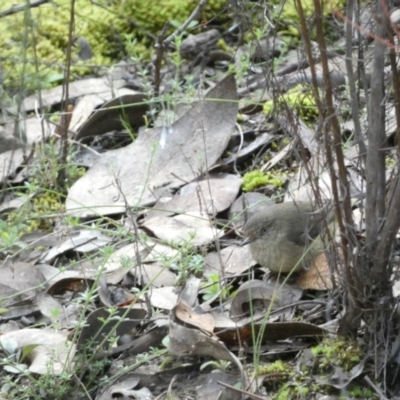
[242,201,334,273]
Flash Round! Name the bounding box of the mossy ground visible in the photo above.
[0,0,225,92]
[242,170,286,192]
[252,338,372,399]
[263,84,319,124]
[270,0,345,38]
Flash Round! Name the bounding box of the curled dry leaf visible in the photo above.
[215,319,329,346]
[76,92,149,141]
[175,299,215,335]
[229,279,303,319]
[39,229,113,263]
[169,316,243,368]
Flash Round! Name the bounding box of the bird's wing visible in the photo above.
[289,204,334,246]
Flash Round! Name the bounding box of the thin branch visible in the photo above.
[0,0,51,19]
[345,0,367,165]
[163,0,208,47]
[57,0,75,189]
[154,22,170,98]
[365,1,388,261]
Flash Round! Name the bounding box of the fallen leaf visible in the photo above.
[66,74,238,217]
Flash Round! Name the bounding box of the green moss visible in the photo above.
[344,386,375,399]
[264,84,319,125]
[270,0,345,39]
[311,337,363,372]
[7,191,64,233]
[257,360,292,375]
[237,113,245,122]
[217,38,230,52]
[242,170,285,192]
[277,386,291,400]
[386,157,396,167]
[275,382,311,400]
[201,273,232,301]
[281,137,290,146]
[0,0,225,92]
[257,338,369,400]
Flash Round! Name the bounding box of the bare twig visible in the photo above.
[57,0,75,189]
[154,22,171,98]
[345,0,367,164]
[366,2,388,267]
[163,0,209,47]
[0,0,51,19]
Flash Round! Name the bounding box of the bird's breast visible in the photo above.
[249,235,306,273]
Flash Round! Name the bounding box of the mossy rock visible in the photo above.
[0,0,225,92]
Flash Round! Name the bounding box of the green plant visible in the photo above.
[3,140,87,240]
[257,360,292,375]
[200,360,231,373]
[269,0,345,39]
[0,219,27,256]
[263,84,319,124]
[201,274,232,301]
[170,251,204,285]
[242,170,285,192]
[0,0,227,92]
[168,235,204,285]
[276,382,310,400]
[311,338,363,372]
[344,386,375,399]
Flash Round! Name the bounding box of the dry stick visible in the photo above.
[334,7,398,51]
[0,0,51,19]
[364,375,388,400]
[217,381,272,400]
[154,0,208,95]
[294,2,341,222]
[154,22,171,99]
[276,33,339,288]
[57,0,75,189]
[381,0,400,40]
[388,32,400,155]
[297,0,360,317]
[163,0,209,47]
[24,4,48,144]
[344,0,367,165]
[372,22,400,268]
[114,176,153,317]
[366,2,388,273]
[314,0,363,333]
[373,171,400,276]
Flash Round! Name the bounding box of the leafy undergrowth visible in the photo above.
[0,0,396,399]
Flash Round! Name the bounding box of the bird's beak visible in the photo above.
[241,237,254,246]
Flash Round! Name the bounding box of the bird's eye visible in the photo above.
[261,227,268,234]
